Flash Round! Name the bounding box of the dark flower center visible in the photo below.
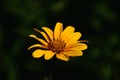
[48,40,66,53]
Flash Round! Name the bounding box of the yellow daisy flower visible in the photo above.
[28,22,88,61]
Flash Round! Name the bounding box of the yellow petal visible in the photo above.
[66,42,82,48]
[64,51,83,56]
[34,28,50,42]
[60,26,75,41]
[44,51,55,60]
[28,44,47,50]
[65,43,88,51]
[56,53,69,61]
[64,32,82,44]
[67,42,85,47]
[66,32,81,46]
[42,27,53,41]
[54,22,63,40]
[32,49,44,58]
[29,34,48,46]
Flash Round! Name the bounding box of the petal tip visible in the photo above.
[32,50,44,58]
[29,34,36,37]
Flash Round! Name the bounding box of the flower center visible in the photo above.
[48,40,66,53]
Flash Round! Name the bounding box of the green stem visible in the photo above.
[52,60,57,80]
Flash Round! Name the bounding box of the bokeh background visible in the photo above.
[0,0,120,80]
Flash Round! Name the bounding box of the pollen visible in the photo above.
[48,39,66,53]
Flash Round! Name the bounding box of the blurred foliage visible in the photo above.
[0,0,120,80]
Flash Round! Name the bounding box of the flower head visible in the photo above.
[28,22,88,61]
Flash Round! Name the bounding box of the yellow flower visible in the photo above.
[28,22,88,61]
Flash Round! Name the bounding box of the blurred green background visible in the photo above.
[0,0,120,80]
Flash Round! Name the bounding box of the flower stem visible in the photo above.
[52,59,57,80]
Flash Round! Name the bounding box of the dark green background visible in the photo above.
[0,0,119,80]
